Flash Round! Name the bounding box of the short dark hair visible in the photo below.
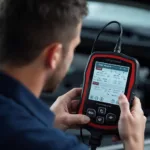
[0,0,87,66]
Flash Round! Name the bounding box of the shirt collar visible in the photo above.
[0,71,55,127]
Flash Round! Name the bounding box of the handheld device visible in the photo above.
[78,21,139,135]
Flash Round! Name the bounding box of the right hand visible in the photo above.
[118,94,147,150]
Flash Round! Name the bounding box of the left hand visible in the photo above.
[50,88,90,131]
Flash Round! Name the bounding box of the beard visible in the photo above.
[42,74,61,93]
[42,51,72,94]
[43,62,68,93]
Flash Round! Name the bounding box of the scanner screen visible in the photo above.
[89,61,130,105]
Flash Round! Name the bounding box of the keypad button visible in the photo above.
[86,109,96,118]
[98,107,106,115]
[106,113,116,122]
[96,116,104,124]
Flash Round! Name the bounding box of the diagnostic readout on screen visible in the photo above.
[88,61,130,105]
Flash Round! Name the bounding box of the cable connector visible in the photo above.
[89,133,103,150]
[114,37,122,53]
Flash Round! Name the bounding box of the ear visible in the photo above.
[45,43,62,70]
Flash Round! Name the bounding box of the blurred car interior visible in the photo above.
[41,0,150,149]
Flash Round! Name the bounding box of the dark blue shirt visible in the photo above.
[0,72,88,150]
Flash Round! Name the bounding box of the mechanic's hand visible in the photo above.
[50,88,90,131]
[118,94,147,150]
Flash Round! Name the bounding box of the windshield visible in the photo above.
[83,1,150,36]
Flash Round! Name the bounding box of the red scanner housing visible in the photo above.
[78,52,139,131]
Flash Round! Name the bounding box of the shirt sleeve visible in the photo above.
[3,114,89,150]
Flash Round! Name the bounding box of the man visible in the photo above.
[0,0,146,150]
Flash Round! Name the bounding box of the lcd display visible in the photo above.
[89,61,130,105]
